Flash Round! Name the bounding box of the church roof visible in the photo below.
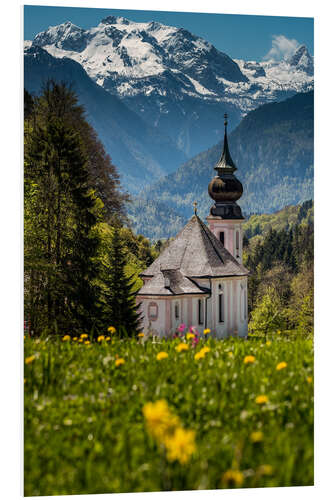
[139,215,249,291]
[138,269,210,296]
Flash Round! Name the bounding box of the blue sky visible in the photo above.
[24,5,313,61]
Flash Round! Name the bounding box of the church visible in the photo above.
[137,114,249,338]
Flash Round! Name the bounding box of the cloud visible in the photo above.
[263,35,300,61]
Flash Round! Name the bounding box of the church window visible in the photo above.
[148,302,158,321]
[219,231,225,245]
[236,231,240,257]
[218,293,225,323]
[175,302,179,320]
[198,299,204,325]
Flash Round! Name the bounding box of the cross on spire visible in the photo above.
[193,201,198,215]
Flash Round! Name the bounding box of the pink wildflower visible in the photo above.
[178,323,186,333]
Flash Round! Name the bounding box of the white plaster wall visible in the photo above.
[140,298,166,337]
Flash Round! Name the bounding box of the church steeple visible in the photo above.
[208,112,244,219]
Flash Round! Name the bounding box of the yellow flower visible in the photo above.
[276,361,287,371]
[186,332,195,340]
[62,335,71,342]
[156,351,168,361]
[25,355,35,365]
[228,351,233,358]
[73,337,78,341]
[143,400,180,441]
[78,338,83,343]
[194,350,205,361]
[307,376,313,384]
[244,355,255,364]
[107,326,116,334]
[138,332,145,338]
[115,358,125,367]
[255,395,268,405]
[250,431,263,443]
[176,343,189,352]
[97,335,105,342]
[203,328,211,335]
[201,346,211,354]
[80,333,88,339]
[221,469,244,488]
[24,335,26,340]
[165,427,196,465]
[84,340,90,345]
[266,340,272,346]
[258,464,273,476]
[105,336,111,341]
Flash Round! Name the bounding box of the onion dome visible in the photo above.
[208,114,244,219]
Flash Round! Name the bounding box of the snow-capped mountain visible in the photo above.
[29,16,314,163]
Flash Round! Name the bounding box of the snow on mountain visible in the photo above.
[30,16,314,159]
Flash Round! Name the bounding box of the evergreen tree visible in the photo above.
[248,287,286,338]
[100,227,142,336]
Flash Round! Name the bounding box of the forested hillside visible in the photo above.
[131,91,313,239]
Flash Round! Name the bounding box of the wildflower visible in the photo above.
[115,358,125,367]
[277,330,281,335]
[25,355,35,365]
[186,332,195,340]
[266,340,272,346]
[201,346,211,354]
[258,464,273,476]
[189,326,196,333]
[80,333,88,339]
[178,323,186,333]
[63,418,72,426]
[78,338,83,343]
[97,335,105,342]
[143,400,180,441]
[165,427,196,465]
[84,340,90,345]
[194,350,205,361]
[276,361,287,371]
[73,337,78,341]
[221,469,244,488]
[62,335,71,342]
[24,335,26,340]
[250,431,263,443]
[203,328,211,335]
[138,332,145,338]
[105,336,111,341]
[255,395,268,405]
[228,351,233,358]
[156,351,168,361]
[176,343,189,352]
[307,376,313,384]
[244,355,255,364]
[107,326,116,334]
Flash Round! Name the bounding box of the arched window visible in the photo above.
[198,299,204,325]
[219,231,225,246]
[175,302,179,320]
[148,302,158,321]
[218,292,225,323]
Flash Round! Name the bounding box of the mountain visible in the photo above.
[30,17,314,159]
[286,45,314,75]
[24,44,187,193]
[129,91,313,239]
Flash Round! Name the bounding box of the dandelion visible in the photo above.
[255,395,268,405]
[97,335,105,342]
[176,343,189,352]
[105,336,111,341]
[221,469,244,488]
[194,351,205,361]
[165,427,196,465]
[107,326,116,334]
[62,335,71,342]
[250,431,263,443]
[307,376,313,384]
[143,400,180,441]
[266,340,272,346]
[78,338,83,343]
[258,464,273,476]
[228,351,233,358]
[80,333,88,339]
[73,337,78,341]
[138,332,145,338]
[201,346,211,354]
[156,351,168,361]
[25,355,35,365]
[203,328,211,335]
[244,355,255,364]
[84,340,90,345]
[186,332,195,340]
[115,358,125,367]
[276,361,287,371]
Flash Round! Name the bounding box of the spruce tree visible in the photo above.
[100,227,142,336]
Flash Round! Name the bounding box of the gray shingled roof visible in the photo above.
[138,269,210,296]
[140,215,249,282]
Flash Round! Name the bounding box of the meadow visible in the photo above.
[24,332,314,496]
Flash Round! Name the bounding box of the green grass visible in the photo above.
[24,334,313,496]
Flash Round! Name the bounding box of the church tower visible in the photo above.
[207,114,244,264]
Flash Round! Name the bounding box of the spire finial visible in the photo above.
[193,201,198,216]
[224,112,228,129]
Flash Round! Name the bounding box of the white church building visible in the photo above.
[137,114,249,338]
